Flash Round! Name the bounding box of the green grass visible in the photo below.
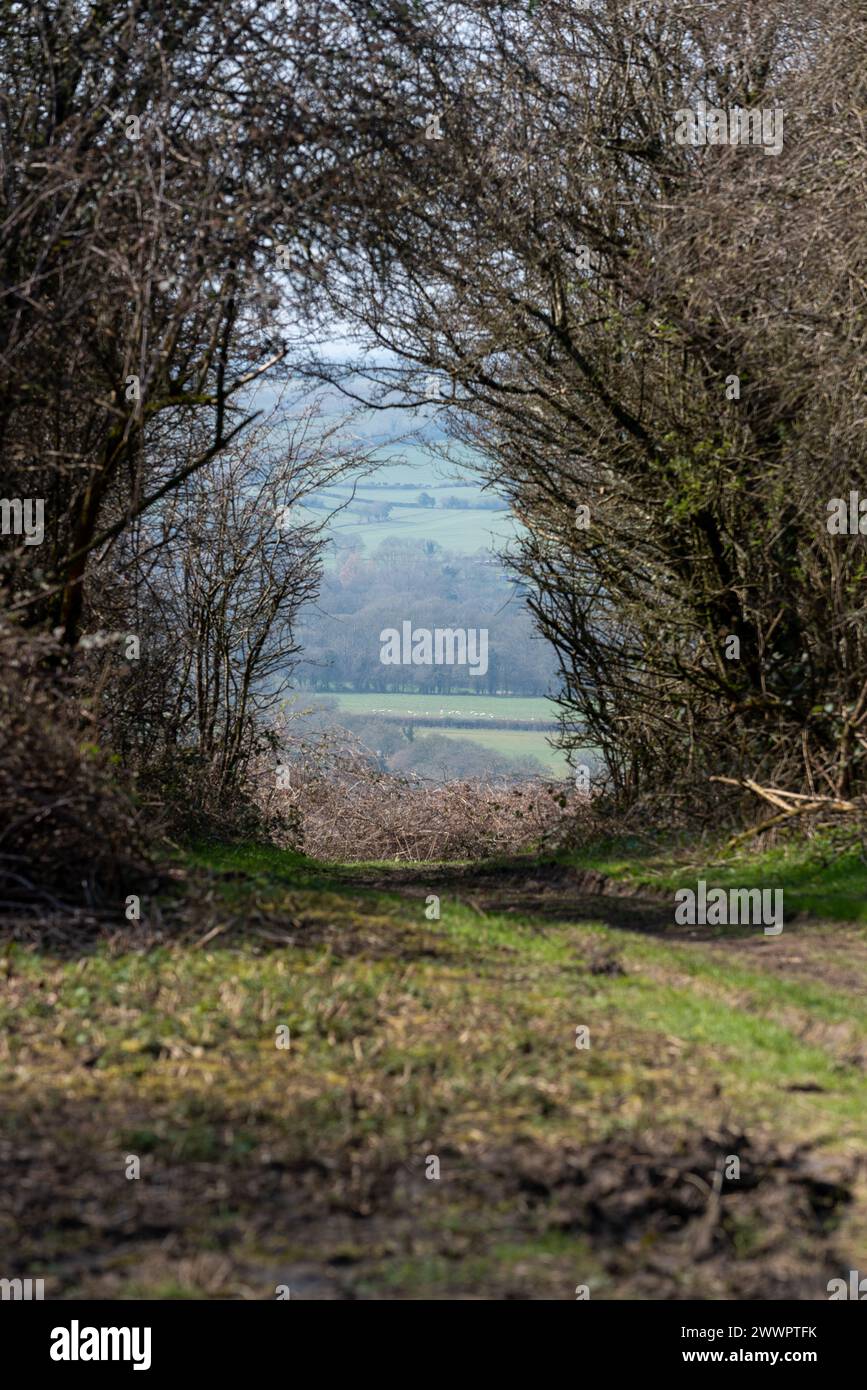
[323,691,560,722]
[296,498,521,557]
[414,725,569,774]
[569,832,867,923]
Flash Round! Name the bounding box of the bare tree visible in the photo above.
[90,402,376,827]
[0,0,391,640]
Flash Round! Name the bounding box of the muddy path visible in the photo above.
[350,859,677,929]
[348,857,867,971]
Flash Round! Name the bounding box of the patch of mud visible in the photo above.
[4,1114,858,1299]
[389,1130,859,1300]
[352,861,701,937]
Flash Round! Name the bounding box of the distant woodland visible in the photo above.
[295,541,558,697]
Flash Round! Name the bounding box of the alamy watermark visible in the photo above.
[0,1276,44,1299]
[674,100,784,157]
[0,497,44,545]
[674,880,783,935]
[50,1321,151,1371]
[827,492,867,535]
[380,622,489,677]
[828,1270,867,1299]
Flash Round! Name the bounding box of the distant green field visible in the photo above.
[291,693,598,779]
[347,440,481,485]
[322,690,576,777]
[292,441,521,556]
[297,499,520,556]
[415,725,569,775]
[326,691,559,722]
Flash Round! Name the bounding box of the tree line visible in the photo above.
[295,540,556,696]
